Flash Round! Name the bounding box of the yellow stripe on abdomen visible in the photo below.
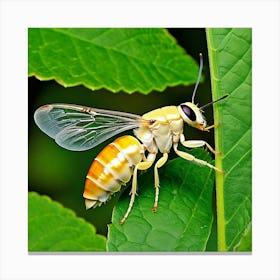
[83,135,143,209]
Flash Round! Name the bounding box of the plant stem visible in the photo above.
[206,28,227,251]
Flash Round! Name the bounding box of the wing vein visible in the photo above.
[34,103,141,151]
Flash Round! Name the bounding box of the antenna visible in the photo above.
[199,94,229,110]
[191,53,203,104]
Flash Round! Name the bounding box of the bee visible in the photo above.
[34,54,227,224]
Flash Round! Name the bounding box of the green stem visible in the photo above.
[206,28,227,251]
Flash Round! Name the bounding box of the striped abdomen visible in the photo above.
[83,135,144,209]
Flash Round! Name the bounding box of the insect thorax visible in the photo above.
[134,106,184,154]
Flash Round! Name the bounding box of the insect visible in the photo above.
[34,54,227,224]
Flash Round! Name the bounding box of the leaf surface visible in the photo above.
[28,28,199,94]
[28,192,106,251]
[206,28,252,251]
[234,223,252,252]
[107,149,215,252]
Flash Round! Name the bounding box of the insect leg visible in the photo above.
[119,153,156,224]
[204,122,220,131]
[174,143,224,173]
[153,153,168,212]
[180,134,220,155]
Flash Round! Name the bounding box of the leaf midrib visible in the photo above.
[206,28,227,251]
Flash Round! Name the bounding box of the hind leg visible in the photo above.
[153,153,168,212]
[119,153,156,224]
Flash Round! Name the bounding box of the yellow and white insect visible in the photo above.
[34,54,227,224]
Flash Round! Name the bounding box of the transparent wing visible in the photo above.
[34,103,142,151]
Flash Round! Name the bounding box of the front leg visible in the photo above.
[203,122,220,132]
[180,134,220,155]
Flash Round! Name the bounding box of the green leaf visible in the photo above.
[206,28,252,251]
[107,149,215,252]
[234,223,252,252]
[28,28,199,94]
[28,192,106,251]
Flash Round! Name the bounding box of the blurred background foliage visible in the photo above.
[28,28,215,237]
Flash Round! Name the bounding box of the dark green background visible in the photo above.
[28,28,215,237]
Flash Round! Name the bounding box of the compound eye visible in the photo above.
[180,104,196,121]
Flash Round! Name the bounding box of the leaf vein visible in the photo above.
[224,147,251,177]
[225,195,251,227]
[220,46,251,81]
[52,28,189,81]
[223,128,251,160]
[175,169,213,248]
